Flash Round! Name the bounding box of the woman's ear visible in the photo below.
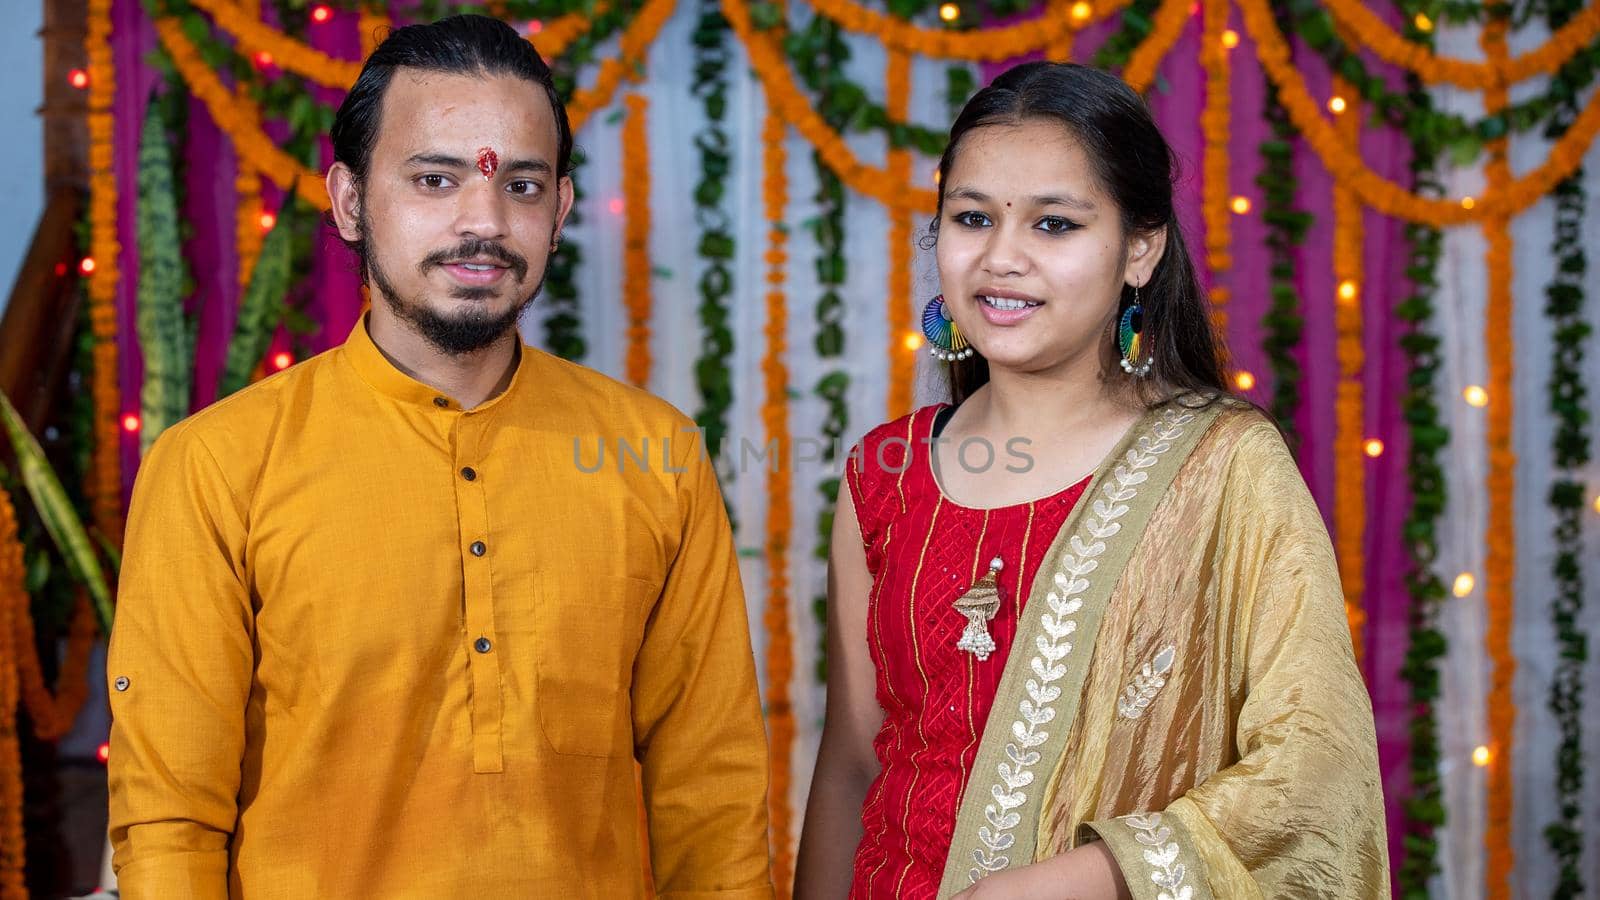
[1124,226,1168,287]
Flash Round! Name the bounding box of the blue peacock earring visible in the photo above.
[922,295,975,362]
[1118,283,1153,378]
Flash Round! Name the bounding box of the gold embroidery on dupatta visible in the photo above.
[963,409,1197,885]
[1122,813,1193,900]
[1117,646,1176,719]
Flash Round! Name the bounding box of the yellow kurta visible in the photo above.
[107,320,773,899]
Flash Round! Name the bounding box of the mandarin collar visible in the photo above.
[342,315,530,412]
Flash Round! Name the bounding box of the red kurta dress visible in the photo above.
[845,404,1090,899]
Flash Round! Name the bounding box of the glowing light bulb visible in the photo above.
[1221,29,1240,49]
[96,743,110,764]
[1473,745,1491,767]
[1463,385,1488,407]
[1363,438,1384,458]
[1414,12,1434,32]
[78,257,96,275]
[903,332,925,351]
[1229,195,1252,214]
[1461,196,1477,210]
[1452,573,1475,597]
[310,5,332,23]
[254,51,274,69]
[1070,1,1093,23]
[1338,280,1358,303]
[939,3,960,22]
[69,68,89,89]
[1327,96,1347,115]
[273,352,293,371]
[1234,371,1256,391]
[258,211,277,231]
[120,414,141,433]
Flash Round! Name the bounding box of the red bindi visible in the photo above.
[476,147,499,180]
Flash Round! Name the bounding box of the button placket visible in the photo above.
[455,416,504,773]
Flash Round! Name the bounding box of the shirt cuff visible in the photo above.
[114,850,230,900]
[1078,809,1213,900]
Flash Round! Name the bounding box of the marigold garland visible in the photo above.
[1479,5,1516,895]
[1123,0,1189,92]
[1237,0,1600,226]
[565,0,676,132]
[1332,79,1365,665]
[14,595,96,743]
[1200,0,1231,336]
[156,0,668,213]
[1321,0,1600,89]
[760,109,795,898]
[622,93,652,388]
[183,0,594,89]
[1,488,30,899]
[234,0,264,298]
[803,0,1128,62]
[87,0,122,545]
[156,17,330,209]
[886,47,914,419]
[1046,0,1075,61]
[358,8,389,59]
[723,0,936,212]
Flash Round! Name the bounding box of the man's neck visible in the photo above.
[366,309,520,410]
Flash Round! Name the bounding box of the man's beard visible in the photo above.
[360,211,549,356]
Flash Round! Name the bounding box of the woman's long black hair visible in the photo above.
[929,62,1229,406]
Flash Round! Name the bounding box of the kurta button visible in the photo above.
[474,637,492,654]
[433,396,449,408]
[461,467,477,481]
[470,540,487,557]
[114,676,130,692]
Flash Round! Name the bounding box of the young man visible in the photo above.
[107,16,772,898]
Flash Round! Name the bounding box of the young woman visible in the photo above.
[796,62,1389,900]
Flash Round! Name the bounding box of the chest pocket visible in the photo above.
[534,574,655,757]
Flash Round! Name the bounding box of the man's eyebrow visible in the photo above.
[402,154,553,176]
[501,158,553,175]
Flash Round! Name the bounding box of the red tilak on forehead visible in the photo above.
[475,147,499,180]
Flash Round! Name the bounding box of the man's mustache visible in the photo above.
[418,239,530,282]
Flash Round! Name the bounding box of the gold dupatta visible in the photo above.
[937,398,1227,897]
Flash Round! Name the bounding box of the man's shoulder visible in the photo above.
[521,346,693,432]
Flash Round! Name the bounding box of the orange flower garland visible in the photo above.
[1,489,30,899]
[886,48,914,419]
[1480,6,1516,896]
[804,0,1128,62]
[1332,79,1365,665]
[567,0,677,132]
[1044,0,1072,61]
[760,109,795,899]
[1123,0,1190,92]
[184,0,595,89]
[235,0,264,295]
[1322,0,1600,88]
[723,0,937,212]
[14,596,96,742]
[87,0,122,546]
[1200,0,1231,336]
[156,17,331,209]
[358,8,389,59]
[621,93,653,388]
[1237,0,1600,226]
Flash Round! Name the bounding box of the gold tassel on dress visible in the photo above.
[953,557,1003,660]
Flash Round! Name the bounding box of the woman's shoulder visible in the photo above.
[854,403,946,449]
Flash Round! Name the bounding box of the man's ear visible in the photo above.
[327,162,363,243]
